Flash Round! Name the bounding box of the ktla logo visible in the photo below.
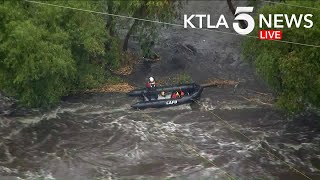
[184,7,314,40]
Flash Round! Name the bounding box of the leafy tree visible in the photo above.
[104,0,185,54]
[0,20,75,107]
[0,0,187,107]
[0,1,110,107]
[243,0,320,113]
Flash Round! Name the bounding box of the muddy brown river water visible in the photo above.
[0,88,320,180]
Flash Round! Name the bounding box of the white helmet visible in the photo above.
[149,77,154,83]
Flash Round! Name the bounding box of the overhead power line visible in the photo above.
[24,0,320,48]
[262,0,320,10]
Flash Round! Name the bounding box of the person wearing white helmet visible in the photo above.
[146,76,156,89]
[146,76,157,100]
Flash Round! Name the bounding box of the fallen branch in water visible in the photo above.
[84,78,242,93]
[86,83,135,93]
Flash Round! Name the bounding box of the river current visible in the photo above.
[1,87,319,180]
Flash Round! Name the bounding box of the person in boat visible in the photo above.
[171,89,185,99]
[146,77,156,89]
[171,91,180,99]
[146,76,157,100]
[179,89,185,97]
[158,91,166,100]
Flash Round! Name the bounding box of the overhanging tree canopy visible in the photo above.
[243,0,320,113]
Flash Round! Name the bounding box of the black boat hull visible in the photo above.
[127,83,198,97]
[130,84,203,109]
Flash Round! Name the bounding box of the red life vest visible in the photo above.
[146,81,156,88]
[171,92,180,99]
[180,91,185,96]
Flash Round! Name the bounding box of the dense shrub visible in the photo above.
[243,1,320,112]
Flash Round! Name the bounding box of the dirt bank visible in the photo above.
[127,0,267,92]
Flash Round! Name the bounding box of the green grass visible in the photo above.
[159,72,193,86]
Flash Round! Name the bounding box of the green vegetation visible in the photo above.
[172,72,193,84]
[0,1,108,107]
[158,72,193,86]
[243,0,320,113]
[105,0,184,55]
[0,1,183,107]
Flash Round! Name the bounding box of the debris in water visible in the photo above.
[87,83,135,93]
[107,65,133,76]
